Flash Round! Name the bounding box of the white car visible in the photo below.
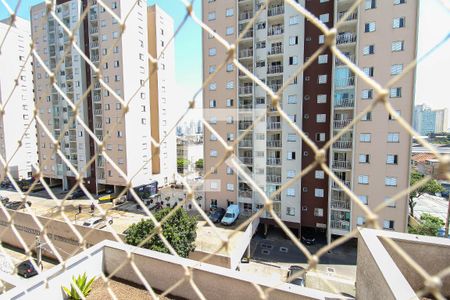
[82,217,113,229]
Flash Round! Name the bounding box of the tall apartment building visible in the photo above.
[148,5,177,186]
[31,1,176,194]
[203,0,418,240]
[413,104,448,135]
[0,17,38,180]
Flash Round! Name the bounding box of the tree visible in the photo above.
[177,158,189,173]
[125,207,197,258]
[409,171,445,216]
[195,158,204,170]
[409,213,444,237]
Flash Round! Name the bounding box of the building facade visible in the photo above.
[202,0,418,239]
[31,0,175,194]
[0,17,38,180]
[414,104,448,135]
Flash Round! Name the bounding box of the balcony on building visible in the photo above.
[267,121,281,130]
[239,156,253,165]
[238,120,252,131]
[268,80,282,93]
[268,43,283,56]
[267,64,283,75]
[239,85,253,96]
[334,76,355,89]
[238,190,253,200]
[332,160,352,170]
[334,96,354,109]
[333,119,353,130]
[90,26,99,34]
[335,54,356,66]
[238,138,253,148]
[331,198,351,210]
[331,180,351,190]
[267,5,284,17]
[268,24,284,37]
[337,10,358,23]
[266,174,282,184]
[238,99,253,109]
[238,65,253,77]
[336,32,357,45]
[239,48,253,59]
[267,157,281,166]
[266,139,282,148]
[239,11,253,22]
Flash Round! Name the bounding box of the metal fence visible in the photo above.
[0,0,449,299]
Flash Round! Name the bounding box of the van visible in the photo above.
[221,204,240,226]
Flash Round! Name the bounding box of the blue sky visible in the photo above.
[1,0,449,119]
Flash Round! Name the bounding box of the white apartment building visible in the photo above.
[0,17,38,180]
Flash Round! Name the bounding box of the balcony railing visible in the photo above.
[335,55,355,66]
[267,158,281,165]
[267,6,284,17]
[238,68,253,77]
[266,175,282,183]
[337,11,358,22]
[239,157,253,165]
[331,180,351,189]
[268,25,284,36]
[239,86,253,95]
[267,122,281,130]
[91,42,99,48]
[331,200,351,210]
[330,220,350,231]
[333,119,353,129]
[269,84,282,92]
[268,45,283,55]
[332,160,352,169]
[267,65,283,74]
[335,76,355,88]
[238,190,253,198]
[238,103,253,109]
[239,140,253,147]
[90,27,99,34]
[336,33,357,45]
[333,140,352,149]
[94,109,102,115]
[239,11,253,21]
[239,48,253,58]
[241,31,253,39]
[266,140,282,148]
[334,98,354,108]
[238,121,252,130]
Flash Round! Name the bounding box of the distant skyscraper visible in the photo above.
[434,108,448,133]
[414,104,448,135]
[0,17,38,180]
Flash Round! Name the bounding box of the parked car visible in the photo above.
[0,195,9,205]
[208,207,226,223]
[301,228,316,245]
[287,265,305,287]
[221,204,240,226]
[17,260,39,278]
[5,201,32,210]
[82,216,113,229]
[98,194,116,203]
[67,189,85,200]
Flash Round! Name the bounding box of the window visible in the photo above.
[316,114,326,123]
[315,170,325,179]
[362,89,373,100]
[226,167,233,175]
[210,133,217,141]
[318,75,327,84]
[359,195,368,205]
[227,133,234,141]
[391,64,403,75]
[318,35,325,44]
[383,220,395,230]
[289,56,298,65]
[363,67,374,77]
[117,131,123,138]
[225,8,233,17]
[226,63,234,72]
[209,100,216,108]
[357,216,366,226]
[255,41,266,49]
[317,94,327,103]
[390,87,402,98]
[207,11,216,21]
[392,40,405,52]
[386,154,398,164]
[358,175,369,185]
[226,98,233,107]
[287,207,296,216]
[287,133,297,142]
[209,83,217,91]
[315,188,324,198]
[360,133,371,142]
[226,183,234,191]
[319,13,329,23]
[314,208,324,217]
[226,81,234,89]
[385,197,396,208]
[114,60,120,68]
[362,112,372,121]
[210,181,219,190]
[226,26,234,35]
[287,188,295,197]
[365,0,376,9]
[288,95,298,104]
[393,17,405,28]
[359,154,370,163]
[388,110,401,120]
[385,177,398,186]
[289,36,298,45]
[287,152,296,160]
[387,132,400,143]
[112,31,119,39]
[209,65,216,74]
[364,22,376,32]
[316,133,326,142]
[287,170,296,178]
[289,15,300,25]
[208,48,216,56]
[363,45,375,55]
[210,150,218,157]
[112,2,118,9]
[394,0,406,5]
[318,54,328,64]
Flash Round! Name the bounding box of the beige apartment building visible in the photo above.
[31,0,176,194]
[203,0,418,240]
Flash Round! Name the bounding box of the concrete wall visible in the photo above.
[0,209,124,260]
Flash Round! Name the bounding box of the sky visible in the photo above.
[1,0,449,122]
